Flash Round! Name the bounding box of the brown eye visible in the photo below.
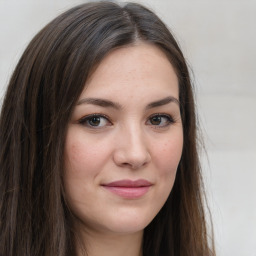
[147,114,174,127]
[79,114,111,128]
[88,116,101,126]
[150,116,162,125]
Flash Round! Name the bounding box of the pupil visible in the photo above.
[151,116,161,125]
[89,117,100,126]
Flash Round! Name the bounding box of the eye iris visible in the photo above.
[89,116,101,126]
[151,116,162,125]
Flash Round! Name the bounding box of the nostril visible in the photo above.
[113,133,151,169]
[113,149,151,170]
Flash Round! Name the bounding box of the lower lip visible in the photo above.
[102,186,151,199]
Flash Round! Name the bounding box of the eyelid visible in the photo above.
[146,113,175,127]
[77,112,176,129]
[78,113,113,127]
[148,113,174,121]
[148,113,173,119]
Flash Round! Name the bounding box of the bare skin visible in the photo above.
[76,225,143,256]
[64,43,183,256]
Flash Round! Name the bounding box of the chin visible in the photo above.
[74,208,156,235]
[100,208,158,234]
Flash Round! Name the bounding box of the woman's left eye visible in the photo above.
[78,114,111,128]
[147,114,174,127]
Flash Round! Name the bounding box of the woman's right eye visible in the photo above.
[78,114,111,128]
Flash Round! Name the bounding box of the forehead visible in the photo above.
[80,43,179,103]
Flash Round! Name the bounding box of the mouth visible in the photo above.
[101,179,152,199]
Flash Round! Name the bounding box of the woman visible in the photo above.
[0,1,215,256]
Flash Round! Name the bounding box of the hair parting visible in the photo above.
[0,2,215,256]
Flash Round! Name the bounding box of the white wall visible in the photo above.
[1,0,255,255]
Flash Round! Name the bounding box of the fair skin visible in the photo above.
[64,43,183,256]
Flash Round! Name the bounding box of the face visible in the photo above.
[64,43,183,236]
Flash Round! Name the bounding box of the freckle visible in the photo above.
[71,144,77,152]
[70,144,81,159]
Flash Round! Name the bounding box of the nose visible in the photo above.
[113,126,151,170]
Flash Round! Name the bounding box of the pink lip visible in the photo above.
[102,179,152,199]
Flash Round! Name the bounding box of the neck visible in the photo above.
[75,227,144,256]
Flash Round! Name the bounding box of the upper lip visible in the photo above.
[102,179,152,187]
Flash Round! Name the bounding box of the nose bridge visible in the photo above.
[126,122,146,151]
[113,121,151,169]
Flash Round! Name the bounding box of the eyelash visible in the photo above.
[78,114,112,128]
[147,113,175,128]
[78,113,175,129]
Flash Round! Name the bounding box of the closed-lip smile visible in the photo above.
[101,179,152,199]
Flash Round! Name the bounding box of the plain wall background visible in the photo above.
[0,0,255,255]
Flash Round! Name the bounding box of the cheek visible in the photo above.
[162,140,183,164]
[64,130,109,177]
[152,134,183,179]
[148,133,183,217]
[63,129,112,212]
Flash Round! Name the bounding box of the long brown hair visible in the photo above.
[0,2,215,256]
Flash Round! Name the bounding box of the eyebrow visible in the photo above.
[77,96,180,110]
[145,96,180,109]
[77,98,122,109]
